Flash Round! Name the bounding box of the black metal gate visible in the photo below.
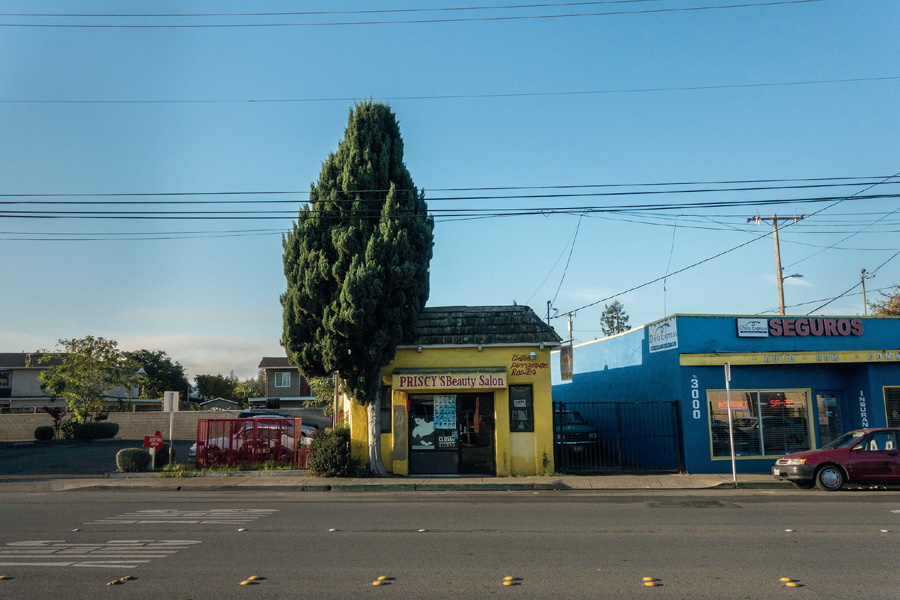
[553,401,684,474]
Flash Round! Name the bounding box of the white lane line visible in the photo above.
[86,509,278,526]
[0,540,200,569]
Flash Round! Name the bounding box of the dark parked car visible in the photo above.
[772,428,900,491]
[554,410,599,452]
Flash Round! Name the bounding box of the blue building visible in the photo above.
[551,314,900,474]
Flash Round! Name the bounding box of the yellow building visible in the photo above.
[345,306,562,476]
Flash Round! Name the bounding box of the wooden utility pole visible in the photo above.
[748,214,804,315]
[861,269,868,316]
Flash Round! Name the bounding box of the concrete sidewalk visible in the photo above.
[0,472,786,493]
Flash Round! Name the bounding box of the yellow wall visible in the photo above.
[348,345,555,477]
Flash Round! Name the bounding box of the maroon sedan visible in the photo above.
[772,428,900,491]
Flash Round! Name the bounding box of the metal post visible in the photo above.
[724,363,737,486]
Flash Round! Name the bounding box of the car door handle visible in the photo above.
[888,452,898,456]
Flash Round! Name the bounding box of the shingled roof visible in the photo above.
[0,353,62,368]
[405,306,562,346]
[258,357,293,369]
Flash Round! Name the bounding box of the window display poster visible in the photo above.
[411,415,435,450]
[433,395,457,430]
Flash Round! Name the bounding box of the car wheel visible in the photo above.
[815,464,845,491]
[203,445,222,466]
[791,480,815,489]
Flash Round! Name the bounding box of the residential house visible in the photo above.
[0,352,158,414]
[256,357,314,409]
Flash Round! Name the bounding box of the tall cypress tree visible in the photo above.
[281,102,433,475]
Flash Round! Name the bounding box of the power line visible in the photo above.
[0,0,823,28]
[805,250,900,315]
[0,1,665,19]
[4,76,896,104]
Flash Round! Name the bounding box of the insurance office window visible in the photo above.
[0,372,10,387]
[707,390,810,458]
[509,385,534,432]
[274,372,291,387]
[886,387,900,428]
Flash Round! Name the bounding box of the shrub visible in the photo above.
[116,448,152,472]
[308,427,359,477]
[73,421,120,440]
[60,419,76,440]
[34,426,55,441]
[153,443,176,468]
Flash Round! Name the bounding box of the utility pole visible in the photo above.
[861,269,868,316]
[749,214,804,315]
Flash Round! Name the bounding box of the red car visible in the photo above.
[772,428,900,491]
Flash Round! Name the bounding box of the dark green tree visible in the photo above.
[125,349,190,400]
[193,373,237,402]
[281,101,434,476]
[600,300,631,336]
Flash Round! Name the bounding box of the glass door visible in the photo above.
[458,394,495,475]
[816,392,843,447]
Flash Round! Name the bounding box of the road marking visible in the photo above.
[0,540,200,568]
[85,508,278,526]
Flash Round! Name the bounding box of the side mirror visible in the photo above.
[852,444,864,451]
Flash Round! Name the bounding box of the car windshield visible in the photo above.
[821,430,865,449]
[557,412,585,425]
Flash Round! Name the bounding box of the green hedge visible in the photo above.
[73,422,120,440]
[116,448,152,472]
[153,443,176,468]
[308,427,359,477]
[34,426,55,441]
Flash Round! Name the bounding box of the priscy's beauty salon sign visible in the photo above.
[393,373,507,390]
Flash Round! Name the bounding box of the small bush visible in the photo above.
[34,426,55,441]
[153,443,176,468]
[116,448,152,472]
[60,419,76,440]
[73,421,120,440]
[308,427,358,477]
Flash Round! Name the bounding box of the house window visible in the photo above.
[380,386,392,434]
[274,372,291,388]
[707,390,811,458]
[0,372,10,387]
[509,385,534,432]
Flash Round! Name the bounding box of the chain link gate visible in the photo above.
[553,401,684,474]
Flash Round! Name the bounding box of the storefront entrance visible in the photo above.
[408,394,495,475]
[816,392,843,446]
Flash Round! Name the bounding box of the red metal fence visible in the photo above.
[195,418,312,469]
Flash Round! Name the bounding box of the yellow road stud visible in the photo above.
[373,581,385,586]
[504,576,517,581]
[780,577,793,582]
[248,576,261,581]
[378,576,390,581]
[119,576,135,581]
[644,582,659,587]
[643,577,655,581]
[0,576,11,580]
[107,580,122,586]
[503,581,515,586]
[240,580,252,585]
[786,582,802,587]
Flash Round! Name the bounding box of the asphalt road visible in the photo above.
[0,489,898,599]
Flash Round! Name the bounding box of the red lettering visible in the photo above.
[837,318,852,336]
[850,318,864,336]
[783,318,796,336]
[810,318,825,336]
[795,318,809,336]
[769,319,783,336]
[824,319,838,336]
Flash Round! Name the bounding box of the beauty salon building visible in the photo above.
[551,314,900,474]
[345,305,562,476]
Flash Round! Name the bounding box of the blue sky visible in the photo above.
[1,0,898,380]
